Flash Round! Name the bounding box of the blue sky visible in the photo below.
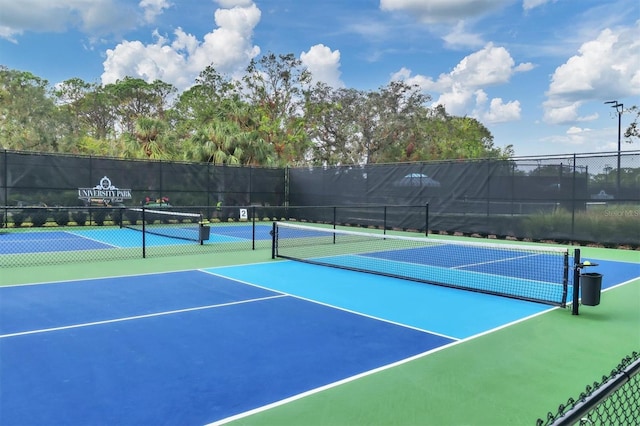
[1,0,638,157]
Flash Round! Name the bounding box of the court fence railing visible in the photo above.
[537,351,640,425]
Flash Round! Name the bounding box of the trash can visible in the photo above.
[581,272,602,306]
[199,225,210,242]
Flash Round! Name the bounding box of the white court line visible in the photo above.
[0,294,287,339]
[202,269,459,341]
[206,304,560,426]
[66,230,121,248]
[451,252,546,269]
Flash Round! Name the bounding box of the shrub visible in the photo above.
[522,209,572,240]
[11,211,26,227]
[125,209,140,225]
[111,209,124,226]
[72,211,88,226]
[92,209,108,226]
[30,210,49,227]
[53,210,70,226]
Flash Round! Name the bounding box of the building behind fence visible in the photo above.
[1,149,639,246]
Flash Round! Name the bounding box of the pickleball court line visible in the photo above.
[201,269,459,341]
[67,230,121,248]
[450,252,547,270]
[205,295,561,426]
[0,294,287,339]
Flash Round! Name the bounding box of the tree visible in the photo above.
[624,105,639,143]
[0,63,513,165]
[0,67,61,151]
[54,78,117,153]
[125,117,174,159]
[176,66,274,165]
[362,81,432,163]
[241,52,313,166]
[106,77,176,136]
[420,106,513,160]
[303,83,363,165]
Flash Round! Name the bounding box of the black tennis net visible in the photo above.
[272,222,571,306]
[121,208,207,243]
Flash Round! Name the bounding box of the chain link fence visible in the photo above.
[0,204,427,267]
[537,351,640,425]
[2,149,639,248]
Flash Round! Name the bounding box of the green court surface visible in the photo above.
[2,239,638,425]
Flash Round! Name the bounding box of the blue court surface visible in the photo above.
[0,257,637,425]
[0,224,273,254]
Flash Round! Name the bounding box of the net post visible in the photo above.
[572,248,581,315]
[425,203,429,237]
[252,206,256,250]
[383,206,387,235]
[142,207,146,259]
[561,250,569,307]
[332,206,336,230]
[333,206,336,244]
[118,206,124,229]
[198,213,204,245]
[271,221,277,259]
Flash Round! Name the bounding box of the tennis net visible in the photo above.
[121,208,207,243]
[271,222,571,306]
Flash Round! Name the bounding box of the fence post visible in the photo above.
[572,248,581,315]
[571,153,576,241]
[383,205,387,235]
[425,203,429,236]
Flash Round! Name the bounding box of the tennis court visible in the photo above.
[0,223,638,425]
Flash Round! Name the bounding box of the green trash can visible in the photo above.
[581,272,602,306]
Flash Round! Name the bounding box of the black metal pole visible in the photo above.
[571,154,576,240]
[383,206,387,235]
[572,248,581,315]
[617,107,622,195]
[142,207,146,259]
[605,101,623,196]
[425,203,429,237]
[271,221,276,259]
[252,206,256,250]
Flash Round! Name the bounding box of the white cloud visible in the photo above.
[543,22,640,124]
[450,43,517,87]
[522,0,556,11]
[540,125,620,153]
[379,0,512,23]
[101,3,261,91]
[215,0,254,7]
[139,0,171,24]
[482,98,522,123]
[442,21,484,49]
[514,62,535,72]
[300,44,344,88]
[472,90,521,123]
[391,43,530,122]
[0,0,151,40]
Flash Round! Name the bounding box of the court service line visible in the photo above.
[66,230,121,248]
[202,269,459,341]
[0,294,287,339]
[451,252,546,270]
[207,304,559,426]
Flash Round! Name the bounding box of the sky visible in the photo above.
[1,0,639,158]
